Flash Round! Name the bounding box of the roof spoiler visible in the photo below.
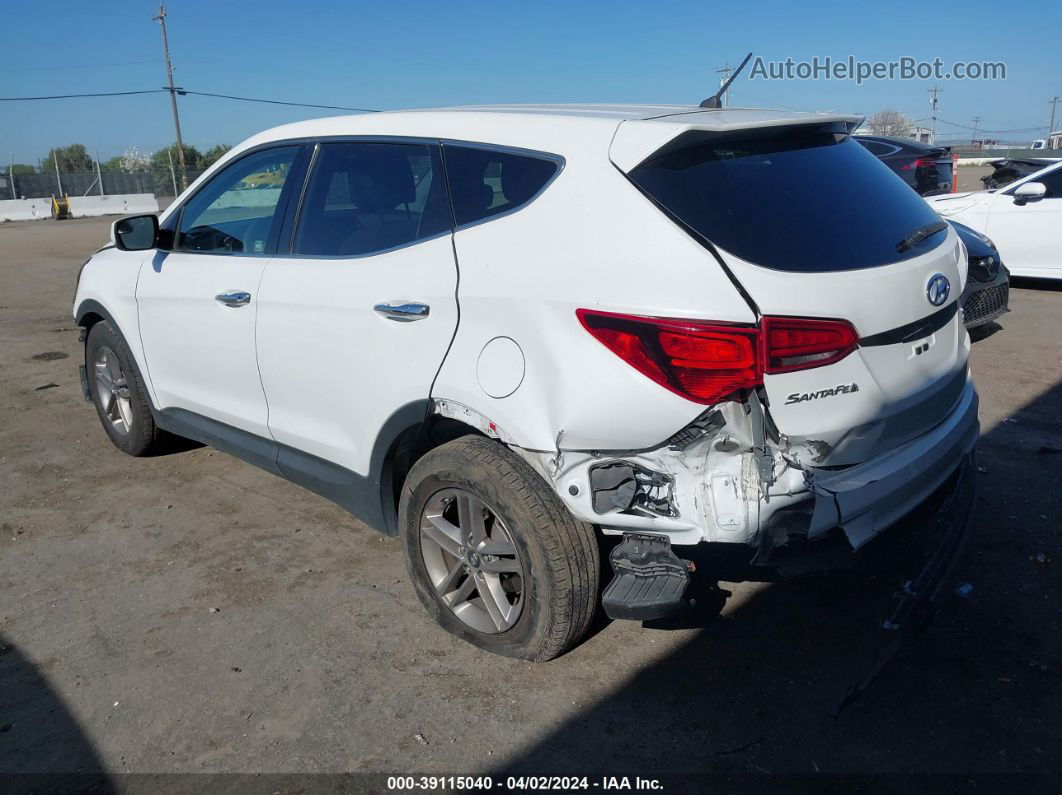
[610,113,866,173]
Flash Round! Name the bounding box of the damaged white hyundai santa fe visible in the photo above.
[74,105,978,660]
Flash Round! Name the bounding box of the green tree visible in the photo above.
[5,163,35,175]
[150,143,202,194]
[201,144,232,169]
[42,143,93,172]
[102,156,125,171]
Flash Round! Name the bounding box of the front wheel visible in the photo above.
[400,435,600,661]
[85,321,164,456]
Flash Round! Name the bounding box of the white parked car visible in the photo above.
[926,159,1062,280]
[75,105,978,660]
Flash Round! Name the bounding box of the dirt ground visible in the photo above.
[1,215,1060,788]
[955,165,993,193]
[955,165,992,192]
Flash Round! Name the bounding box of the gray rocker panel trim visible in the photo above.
[152,403,428,536]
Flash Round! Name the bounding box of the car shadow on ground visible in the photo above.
[0,633,113,791]
[492,381,1062,784]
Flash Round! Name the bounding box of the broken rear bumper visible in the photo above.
[806,378,978,551]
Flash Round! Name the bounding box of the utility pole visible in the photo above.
[166,148,178,196]
[1050,96,1059,145]
[928,86,941,144]
[971,116,981,147]
[717,64,733,108]
[53,151,63,196]
[95,150,104,196]
[154,4,187,192]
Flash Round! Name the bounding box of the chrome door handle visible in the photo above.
[373,302,430,322]
[215,291,251,307]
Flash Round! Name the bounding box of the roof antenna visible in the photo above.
[700,52,753,109]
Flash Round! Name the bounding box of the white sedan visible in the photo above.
[926,160,1062,279]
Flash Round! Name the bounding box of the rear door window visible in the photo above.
[293,142,450,257]
[629,127,947,272]
[443,145,560,226]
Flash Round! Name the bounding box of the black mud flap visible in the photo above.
[79,364,92,402]
[602,533,692,621]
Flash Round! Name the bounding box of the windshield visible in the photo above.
[629,128,947,272]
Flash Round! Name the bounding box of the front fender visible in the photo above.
[74,297,158,408]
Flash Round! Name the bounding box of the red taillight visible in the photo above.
[577,310,759,404]
[902,157,939,170]
[760,316,859,374]
[577,309,859,404]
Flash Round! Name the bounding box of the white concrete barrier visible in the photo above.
[68,194,158,218]
[1,194,159,222]
[209,188,283,209]
[0,198,52,222]
[958,156,1062,166]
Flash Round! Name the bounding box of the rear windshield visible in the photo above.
[629,128,947,272]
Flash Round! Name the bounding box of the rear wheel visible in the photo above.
[85,321,164,456]
[400,435,599,661]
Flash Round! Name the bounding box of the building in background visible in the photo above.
[909,126,935,145]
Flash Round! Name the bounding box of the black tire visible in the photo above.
[85,321,164,456]
[400,435,600,661]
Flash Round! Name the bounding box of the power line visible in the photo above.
[0,87,378,113]
[935,117,1046,134]
[0,59,162,73]
[182,90,378,113]
[0,89,165,101]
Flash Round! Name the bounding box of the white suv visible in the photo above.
[74,105,978,660]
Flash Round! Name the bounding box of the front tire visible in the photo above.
[85,321,164,456]
[400,435,600,661]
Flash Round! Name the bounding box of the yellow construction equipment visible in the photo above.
[51,195,71,220]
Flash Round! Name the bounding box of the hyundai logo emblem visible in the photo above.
[926,273,950,307]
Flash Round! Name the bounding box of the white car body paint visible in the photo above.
[926,160,1062,280]
[136,249,273,437]
[255,236,459,474]
[74,104,977,554]
[74,241,159,406]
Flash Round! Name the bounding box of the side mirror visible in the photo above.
[111,214,159,251]
[1013,182,1046,205]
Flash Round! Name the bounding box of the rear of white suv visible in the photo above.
[74,105,976,661]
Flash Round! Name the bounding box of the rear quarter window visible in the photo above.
[443,145,560,227]
[629,128,947,272]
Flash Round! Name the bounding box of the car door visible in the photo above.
[255,140,458,480]
[984,165,1062,277]
[136,145,304,438]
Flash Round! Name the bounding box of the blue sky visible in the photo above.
[2,0,1059,163]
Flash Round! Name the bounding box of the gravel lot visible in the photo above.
[1,215,1060,786]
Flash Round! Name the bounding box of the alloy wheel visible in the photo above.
[419,487,524,634]
[94,345,133,435]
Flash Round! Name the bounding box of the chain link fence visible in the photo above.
[2,169,206,200]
